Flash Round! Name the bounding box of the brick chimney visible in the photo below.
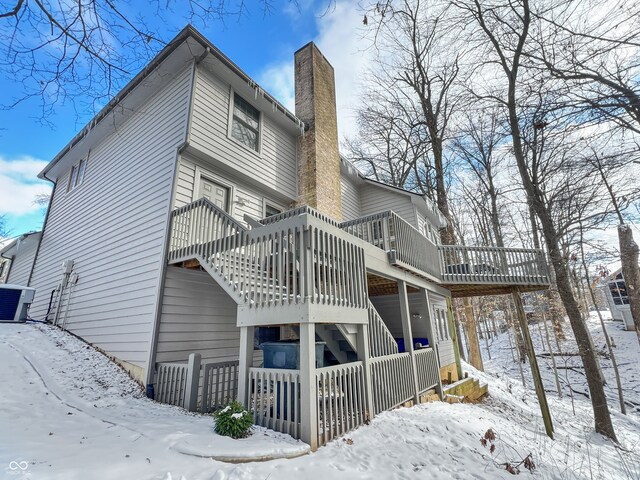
[294,42,343,221]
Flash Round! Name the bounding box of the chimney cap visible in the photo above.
[294,42,335,70]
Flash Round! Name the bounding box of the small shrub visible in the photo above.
[214,401,253,439]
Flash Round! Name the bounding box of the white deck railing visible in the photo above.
[168,199,368,310]
[248,367,301,439]
[155,362,189,407]
[201,360,239,413]
[370,353,415,415]
[315,362,367,446]
[414,348,439,394]
[439,245,549,286]
[368,300,399,357]
[156,355,239,413]
[340,211,441,279]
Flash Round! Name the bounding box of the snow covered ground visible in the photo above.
[1,313,639,480]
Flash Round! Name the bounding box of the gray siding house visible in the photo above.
[0,231,42,286]
[27,26,550,450]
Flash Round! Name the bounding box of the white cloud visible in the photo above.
[258,1,371,142]
[314,2,372,142]
[0,155,51,215]
[258,62,295,112]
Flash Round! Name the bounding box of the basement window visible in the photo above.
[231,93,260,152]
[67,158,87,192]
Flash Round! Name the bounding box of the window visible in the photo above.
[231,93,260,151]
[68,158,87,192]
[609,280,629,305]
[265,204,281,218]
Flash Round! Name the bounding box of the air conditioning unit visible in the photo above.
[0,284,36,322]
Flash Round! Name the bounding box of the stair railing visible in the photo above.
[168,200,368,310]
[367,300,398,357]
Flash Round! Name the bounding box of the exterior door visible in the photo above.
[197,177,230,244]
[199,177,229,212]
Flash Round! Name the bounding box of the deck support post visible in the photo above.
[422,289,445,400]
[356,323,374,421]
[512,288,554,439]
[446,297,464,381]
[237,326,254,407]
[398,280,420,404]
[299,322,318,450]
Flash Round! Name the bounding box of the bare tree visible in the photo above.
[584,146,640,341]
[451,107,507,248]
[345,76,434,196]
[370,0,463,244]
[528,1,640,135]
[0,0,322,118]
[577,221,626,415]
[452,0,617,441]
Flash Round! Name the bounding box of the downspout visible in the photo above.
[144,58,200,396]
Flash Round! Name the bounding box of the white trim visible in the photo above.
[262,198,286,219]
[66,155,89,194]
[194,164,235,216]
[226,87,263,156]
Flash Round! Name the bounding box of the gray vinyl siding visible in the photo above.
[340,173,362,221]
[360,184,418,228]
[438,339,455,367]
[189,66,297,199]
[369,293,433,344]
[157,266,263,366]
[157,267,239,364]
[28,66,193,370]
[6,234,40,286]
[174,155,289,226]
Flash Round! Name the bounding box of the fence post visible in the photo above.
[237,326,255,407]
[184,353,201,412]
[357,323,374,421]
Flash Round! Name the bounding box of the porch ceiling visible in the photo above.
[367,273,419,296]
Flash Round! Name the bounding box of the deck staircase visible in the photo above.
[168,199,397,360]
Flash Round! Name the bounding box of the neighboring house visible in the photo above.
[0,257,10,284]
[26,26,550,450]
[0,231,42,286]
[602,268,635,331]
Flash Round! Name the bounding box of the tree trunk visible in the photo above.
[513,290,554,439]
[618,224,640,342]
[464,300,484,371]
[540,217,616,440]
[504,63,617,442]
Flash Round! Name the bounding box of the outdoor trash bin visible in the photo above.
[260,341,326,369]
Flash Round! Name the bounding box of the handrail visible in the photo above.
[340,209,549,287]
[340,210,441,280]
[368,300,398,357]
[168,199,368,310]
[173,197,247,231]
[260,205,341,228]
[439,244,549,286]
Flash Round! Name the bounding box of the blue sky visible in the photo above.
[0,1,369,239]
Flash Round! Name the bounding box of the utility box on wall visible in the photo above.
[0,284,36,322]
